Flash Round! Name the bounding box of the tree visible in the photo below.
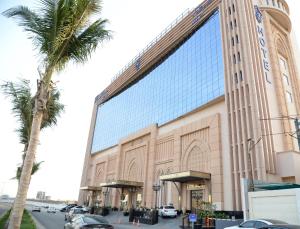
[1,79,64,181]
[3,0,111,227]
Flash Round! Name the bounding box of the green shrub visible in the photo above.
[21,209,36,229]
[0,209,11,228]
[0,209,36,229]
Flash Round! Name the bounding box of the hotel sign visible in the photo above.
[254,5,272,83]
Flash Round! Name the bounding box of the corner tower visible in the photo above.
[220,0,300,210]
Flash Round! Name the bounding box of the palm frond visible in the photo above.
[3,0,111,72]
[61,19,111,65]
[31,161,44,175]
[41,87,65,128]
[1,79,33,146]
[1,79,64,146]
[13,161,44,180]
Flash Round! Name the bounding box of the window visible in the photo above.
[229,7,232,15]
[235,73,238,83]
[91,11,224,152]
[240,221,256,228]
[286,91,293,103]
[232,4,235,12]
[230,21,233,30]
[233,54,236,64]
[283,74,289,85]
[255,222,267,228]
[236,34,239,43]
[238,52,241,62]
[232,37,235,46]
[240,70,243,81]
[279,57,287,71]
[234,19,237,27]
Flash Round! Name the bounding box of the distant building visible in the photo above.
[45,196,51,201]
[36,191,46,200]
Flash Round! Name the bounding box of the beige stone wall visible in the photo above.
[80,98,227,210]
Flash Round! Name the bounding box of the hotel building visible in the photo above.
[79,0,300,211]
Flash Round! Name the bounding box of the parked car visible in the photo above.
[32,206,41,212]
[64,214,113,229]
[65,208,86,222]
[60,204,78,212]
[260,225,300,229]
[158,205,177,218]
[225,219,288,229]
[70,206,89,213]
[47,207,56,213]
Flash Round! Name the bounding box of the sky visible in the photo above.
[0,0,300,201]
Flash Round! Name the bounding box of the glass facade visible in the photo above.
[91,10,224,153]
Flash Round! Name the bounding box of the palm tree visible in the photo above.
[1,79,64,181]
[3,0,111,227]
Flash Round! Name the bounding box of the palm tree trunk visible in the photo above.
[8,110,43,229]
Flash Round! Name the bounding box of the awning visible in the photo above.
[80,186,102,191]
[100,180,143,188]
[254,182,300,190]
[159,170,211,183]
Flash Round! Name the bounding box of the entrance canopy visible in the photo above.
[255,182,300,190]
[159,170,211,183]
[80,186,102,191]
[100,180,143,188]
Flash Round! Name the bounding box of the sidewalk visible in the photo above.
[104,211,182,229]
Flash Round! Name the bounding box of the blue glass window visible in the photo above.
[91,10,224,153]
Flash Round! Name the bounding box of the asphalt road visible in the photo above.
[0,208,8,217]
[0,202,12,217]
[30,208,66,229]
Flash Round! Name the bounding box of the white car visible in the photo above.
[70,206,89,213]
[47,207,56,213]
[225,219,288,229]
[32,206,41,212]
[158,205,177,218]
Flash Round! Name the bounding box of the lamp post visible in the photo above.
[152,183,161,209]
[247,138,255,192]
[102,188,109,207]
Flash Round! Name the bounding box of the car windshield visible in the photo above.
[165,206,175,209]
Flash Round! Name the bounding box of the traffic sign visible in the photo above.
[189,213,197,222]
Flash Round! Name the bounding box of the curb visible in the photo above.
[28,212,46,229]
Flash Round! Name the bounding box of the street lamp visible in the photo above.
[152,183,161,209]
[102,188,109,207]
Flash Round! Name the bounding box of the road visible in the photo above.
[0,202,12,217]
[30,208,66,229]
[29,209,183,229]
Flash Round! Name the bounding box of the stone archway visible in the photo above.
[127,159,139,182]
[181,139,210,172]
